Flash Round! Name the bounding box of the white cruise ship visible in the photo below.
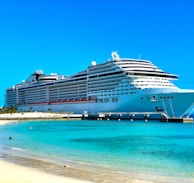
[5,52,194,118]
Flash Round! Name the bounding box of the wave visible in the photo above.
[10,147,26,151]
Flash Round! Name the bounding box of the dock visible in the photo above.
[63,112,193,123]
[0,112,192,123]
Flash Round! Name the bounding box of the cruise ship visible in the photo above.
[5,52,194,118]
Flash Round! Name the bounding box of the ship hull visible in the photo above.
[17,89,194,118]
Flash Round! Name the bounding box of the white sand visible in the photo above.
[1,113,193,183]
[0,112,65,119]
[0,159,91,183]
[0,159,157,183]
[0,116,90,183]
[0,112,66,126]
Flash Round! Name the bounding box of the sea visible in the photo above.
[0,120,194,182]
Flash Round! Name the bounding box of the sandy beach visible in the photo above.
[0,159,91,183]
[1,156,193,183]
[0,112,66,120]
[0,114,90,183]
[0,112,67,126]
[1,113,194,183]
[0,115,153,183]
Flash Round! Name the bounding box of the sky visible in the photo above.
[0,0,194,106]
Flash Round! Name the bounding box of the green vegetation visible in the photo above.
[0,106,17,114]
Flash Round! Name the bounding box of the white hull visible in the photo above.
[17,89,194,118]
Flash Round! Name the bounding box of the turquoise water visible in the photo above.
[0,120,194,178]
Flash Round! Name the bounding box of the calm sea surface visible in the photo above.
[0,120,194,179]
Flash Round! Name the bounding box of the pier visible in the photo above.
[66,112,193,123]
[0,111,192,123]
[82,112,166,121]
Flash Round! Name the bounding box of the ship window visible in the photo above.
[104,98,109,102]
[98,98,103,103]
[112,97,118,102]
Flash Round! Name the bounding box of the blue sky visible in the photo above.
[0,0,194,106]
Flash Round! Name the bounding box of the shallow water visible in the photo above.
[0,120,194,181]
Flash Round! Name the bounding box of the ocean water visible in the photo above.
[0,120,194,180]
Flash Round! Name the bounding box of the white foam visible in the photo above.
[10,147,25,151]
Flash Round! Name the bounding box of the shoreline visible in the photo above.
[0,115,93,183]
[1,152,194,183]
[0,112,73,126]
[0,159,91,183]
[1,114,194,183]
[0,119,19,125]
[0,112,66,120]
